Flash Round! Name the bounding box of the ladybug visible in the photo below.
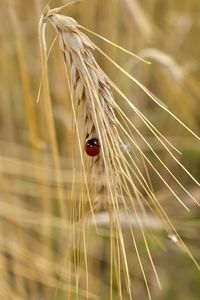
[85,138,100,157]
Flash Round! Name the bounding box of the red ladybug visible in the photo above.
[85,138,100,157]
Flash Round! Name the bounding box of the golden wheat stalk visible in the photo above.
[39,3,200,299]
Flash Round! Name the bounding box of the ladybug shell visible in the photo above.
[85,138,100,157]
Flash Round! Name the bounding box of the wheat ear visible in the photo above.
[39,5,200,299]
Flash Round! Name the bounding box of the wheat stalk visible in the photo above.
[39,3,200,299]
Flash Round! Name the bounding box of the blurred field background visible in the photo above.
[0,0,200,299]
